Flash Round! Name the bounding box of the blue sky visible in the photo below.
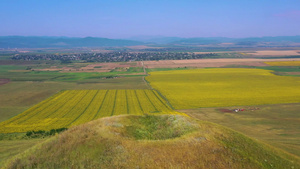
[0,0,300,38]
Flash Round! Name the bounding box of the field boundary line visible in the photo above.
[41,91,79,119]
[143,90,158,112]
[61,91,90,118]
[134,90,144,114]
[11,91,67,124]
[143,76,153,89]
[125,90,130,114]
[111,90,118,116]
[68,90,99,126]
[152,90,173,111]
[152,89,175,110]
[16,91,72,124]
[93,90,108,120]
[143,73,174,109]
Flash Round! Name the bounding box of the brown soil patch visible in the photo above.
[286,72,300,75]
[193,51,234,54]
[219,109,234,113]
[34,62,142,73]
[218,107,259,113]
[0,79,10,86]
[143,58,300,68]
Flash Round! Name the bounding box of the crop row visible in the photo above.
[0,89,179,133]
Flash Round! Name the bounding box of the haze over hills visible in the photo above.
[1,36,300,48]
[133,36,300,46]
[0,36,144,48]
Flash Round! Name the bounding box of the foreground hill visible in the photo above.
[3,115,299,169]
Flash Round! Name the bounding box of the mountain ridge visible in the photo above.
[1,35,300,48]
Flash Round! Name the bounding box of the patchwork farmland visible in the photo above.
[0,89,180,133]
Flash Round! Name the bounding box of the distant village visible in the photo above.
[12,52,218,63]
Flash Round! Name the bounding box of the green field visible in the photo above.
[0,65,144,82]
[183,103,300,157]
[0,89,181,133]
[146,68,300,109]
[0,139,44,166]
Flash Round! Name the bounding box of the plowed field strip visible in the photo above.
[93,90,108,120]
[17,91,77,124]
[68,90,99,126]
[127,90,143,115]
[11,91,70,124]
[0,89,179,133]
[113,90,128,115]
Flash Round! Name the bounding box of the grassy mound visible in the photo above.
[125,115,196,140]
[3,115,300,169]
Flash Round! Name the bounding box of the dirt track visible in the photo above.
[0,79,10,86]
[143,58,300,68]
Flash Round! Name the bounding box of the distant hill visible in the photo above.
[128,36,185,44]
[0,36,144,48]
[130,36,300,46]
[169,36,300,46]
[1,35,300,48]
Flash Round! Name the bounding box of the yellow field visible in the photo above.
[0,89,182,133]
[146,68,300,109]
[264,61,300,66]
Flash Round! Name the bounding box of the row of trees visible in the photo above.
[12,52,218,62]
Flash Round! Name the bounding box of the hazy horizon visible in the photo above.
[1,0,300,39]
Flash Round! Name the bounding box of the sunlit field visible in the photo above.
[0,89,181,133]
[146,68,300,109]
[264,61,300,66]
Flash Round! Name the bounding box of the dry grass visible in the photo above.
[3,115,299,169]
[0,139,44,167]
[183,102,300,157]
[0,79,10,86]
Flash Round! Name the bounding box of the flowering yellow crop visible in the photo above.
[264,61,300,66]
[146,68,300,109]
[0,89,178,133]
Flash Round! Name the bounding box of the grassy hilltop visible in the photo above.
[3,115,300,169]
